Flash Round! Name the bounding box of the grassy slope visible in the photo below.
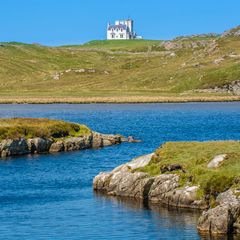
[137,141,240,203]
[0,118,91,140]
[1,33,240,101]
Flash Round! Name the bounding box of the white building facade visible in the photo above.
[107,19,137,40]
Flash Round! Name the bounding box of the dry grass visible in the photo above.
[0,95,239,104]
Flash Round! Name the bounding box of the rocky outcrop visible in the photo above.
[0,131,132,158]
[195,80,240,96]
[221,26,240,38]
[94,153,240,236]
[0,139,30,157]
[93,153,207,209]
[197,189,240,235]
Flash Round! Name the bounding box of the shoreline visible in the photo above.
[0,96,240,104]
[93,143,240,236]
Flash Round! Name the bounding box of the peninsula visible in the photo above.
[0,118,123,158]
[94,141,240,236]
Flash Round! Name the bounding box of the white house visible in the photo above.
[107,19,142,40]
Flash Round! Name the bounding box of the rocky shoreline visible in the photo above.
[0,132,124,158]
[93,153,240,236]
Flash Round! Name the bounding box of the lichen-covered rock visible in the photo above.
[31,138,53,153]
[49,141,64,152]
[148,174,179,202]
[0,132,127,158]
[93,154,207,209]
[93,154,155,199]
[63,136,91,151]
[127,153,154,170]
[0,139,29,157]
[92,132,121,148]
[197,190,240,234]
[207,154,227,168]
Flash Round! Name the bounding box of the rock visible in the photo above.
[0,132,123,158]
[127,136,141,143]
[93,153,155,198]
[197,189,240,234]
[92,132,121,148]
[148,174,180,203]
[94,154,207,209]
[169,52,176,57]
[31,138,53,153]
[49,141,64,152]
[88,69,96,73]
[207,154,227,168]
[195,80,240,96]
[102,134,121,146]
[108,170,152,198]
[221,26,240,38]
[213,57,224,65]
[74,69,85,73]
[92,132,103,148]
[127,153,154,170]
[63,136,91,151]
[198,204,236,234]
[0,139,29,157]
[52,72,60,80]
[161,164,185,173]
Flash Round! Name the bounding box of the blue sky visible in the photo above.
[1,0,240,46]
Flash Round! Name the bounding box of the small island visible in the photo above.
[93,141,240,236]
[0,118,123,158]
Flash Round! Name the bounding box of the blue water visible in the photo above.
[0,103,239,240]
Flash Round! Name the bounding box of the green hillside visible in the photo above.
[1,27,240,102]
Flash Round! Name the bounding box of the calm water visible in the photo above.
[0,103,240,240]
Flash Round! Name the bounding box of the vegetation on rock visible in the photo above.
[137,141,240,201]
[0,118,91,140]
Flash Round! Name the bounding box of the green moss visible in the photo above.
[0,118,91,140]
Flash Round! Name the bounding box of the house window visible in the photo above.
[120,34,124,38]
[111,34,115,38]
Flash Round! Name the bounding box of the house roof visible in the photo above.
[108,24,128,31]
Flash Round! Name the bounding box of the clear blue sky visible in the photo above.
[1,0,240,46]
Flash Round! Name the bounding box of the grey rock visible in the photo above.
[127,136,141,143]
[221,26,240,38]
[31,138,53,153]
[49,141,64,152]
[197,189,240,234]
[0,139,29,157]
[195,80,240,96]
[127,153,154,170]
[92,132,104,148]
[148,174,179,203]
[207,154,227,168]
[63,136,91,151]
[93,154,207,209]
[92,132,121,148]
[93,153,155,199]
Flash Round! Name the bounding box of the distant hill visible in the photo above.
[0,26,240,102]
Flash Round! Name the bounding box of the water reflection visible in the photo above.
[94,192,239,240]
